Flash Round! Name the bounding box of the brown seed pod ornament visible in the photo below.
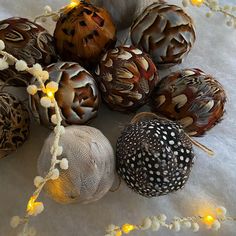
[38,125,115,204]
[29,62,100,128]
[0,92,30,158]
[0,17,57,86]
[116,113,195,197]
[150,68,227,136]
[131,3,196,68]
[54,0,116,68]
[95,45,160,112]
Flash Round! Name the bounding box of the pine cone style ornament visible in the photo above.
[54,0,116,68]
[95,45,159,112]
[131,3,196,68]
[150,69,227,136]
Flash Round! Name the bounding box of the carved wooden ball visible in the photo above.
[0,92,30,158]
[116,117,195,197]
[95,45,160,112]
[0,17,57,86]
[29,62,100,128]
[54,1,116,68]
[131,3,196,68]
[150,68,227,136]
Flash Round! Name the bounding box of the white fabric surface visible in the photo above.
[0,1,236,236]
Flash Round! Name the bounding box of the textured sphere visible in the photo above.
[150,68,227,136]
[29,62,100,128]
[0,17,57,86]
[54,1,116,68]
[116,117,195,197]
[0,92,30,158]
[95,45,160,112]
[38,126,115,204]
[131,3,196,68]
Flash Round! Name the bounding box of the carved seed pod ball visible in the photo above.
[29,62,100,128]
[0,17,57,86]
[116,116,195,197]
[0,92,30,158]
[131,3,196,68]
[151,68,227,136]
[38,126,115,204]
[54,1,116,68]
[95,45,160,112]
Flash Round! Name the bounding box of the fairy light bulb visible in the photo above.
[122,224,136,234]
[27,196,36,213]
[68,0,80,9]
[203,215,215,225]
[46,90,54,99]
[191,0,204,6]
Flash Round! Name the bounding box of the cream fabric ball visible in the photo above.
[38,126,115,204]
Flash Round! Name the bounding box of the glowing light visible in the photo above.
[122,224,136,234]
[46,90,54,99]
[203,215,215,225]
[115,230,122,236]
[27,196,36,213]
[191,0,204,6]
[68,0,80,9]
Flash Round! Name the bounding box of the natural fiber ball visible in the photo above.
[131,3,196,68]
[29,62,100,129]
[90,0,140,29]
[150,68,227,136]
[54,1,116,68]
[95,45,160,112]
[38,126,115,204]
[0,92,30,158]
[0,17,57,86]
[116,117,195,197]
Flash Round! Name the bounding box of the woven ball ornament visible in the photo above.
[38,125,115,204]
[0,17,57,86]
[54,1,116,68]
[95,45,160,112]
[116,115,195,197]
[0,92,30,158]
[150,68,227,136]
[130,3,196,68]
[29,62,100,128]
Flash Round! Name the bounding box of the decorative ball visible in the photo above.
[38,125,115,204]
[90,0,140,29]
[0,92,30,158]
[116,116,195,197]
[95,45,160,112]
[54,1,116,68]
[130,3,196,68]
[150,68,227,136]
[0,17,57,86]
[29,62,100,128]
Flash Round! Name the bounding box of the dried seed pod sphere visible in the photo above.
[116,115,195,197]
[95,45,160,112]
[131,3,196,68]
[0,92,30,158]
[38,125,115,204]
[150,68,227,136]
[54,1,116,68]
[29,62,100,128]
[0,17,57,86]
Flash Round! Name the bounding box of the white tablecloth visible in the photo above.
[0,1,236,236]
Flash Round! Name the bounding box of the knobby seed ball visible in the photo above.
[95,45,160,112]
[150,68,227,136]
[116,118,195,197]
[0,17,57,86]
[131,3,196,68]
[54,1,116,68]
[29,62,100,128]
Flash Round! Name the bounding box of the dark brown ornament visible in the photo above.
[116,114,195,197]
[150,68,227,136]
[0,92,30,158]
[95,45,160,112]
[131,3,196,68]
[29,62,100,128]
[54,1,116,68]
[0,17,58,86]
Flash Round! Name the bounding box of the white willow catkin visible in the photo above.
[38,126,115,204]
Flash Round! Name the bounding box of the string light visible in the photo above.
[203,215,215,226]
[121,224,136,234]
[191,0,204,6]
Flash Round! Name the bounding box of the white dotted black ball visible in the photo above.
[116,118,195,197]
